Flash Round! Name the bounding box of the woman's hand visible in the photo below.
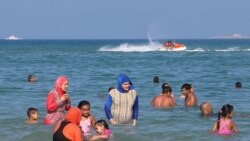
[109,118,118,125]
[60,94,69,101]
[132,119,137,126]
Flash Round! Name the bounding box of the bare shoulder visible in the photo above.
[151,96,161,106]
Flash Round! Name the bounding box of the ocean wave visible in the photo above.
[215,47,241,52]
[243,48,250,51]
[186,48,207,52]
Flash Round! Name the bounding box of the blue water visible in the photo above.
[0,39,250,141]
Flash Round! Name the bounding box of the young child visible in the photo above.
[25,107,39,124]
[211,104,238,135]
[78,100,96,139]
[89,119,111,141]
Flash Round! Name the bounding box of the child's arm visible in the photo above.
[230,121,239,133]
[211,121,218,133]
[89,134,109,141]
[90,115,96,128]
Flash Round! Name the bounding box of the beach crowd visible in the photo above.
[26,74,239,141]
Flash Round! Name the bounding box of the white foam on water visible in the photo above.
[98,41,163,52]
[185,48,207,52]
[215,47,241,52]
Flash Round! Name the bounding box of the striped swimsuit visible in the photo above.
[109,89,137,124]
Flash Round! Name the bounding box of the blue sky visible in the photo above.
[0,0,249,39]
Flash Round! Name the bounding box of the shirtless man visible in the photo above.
[151,83,176,108]
[181,83,198,107]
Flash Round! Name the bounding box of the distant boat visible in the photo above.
[5,35,20,40]
[210,33,250,39]
[160,41,187,51]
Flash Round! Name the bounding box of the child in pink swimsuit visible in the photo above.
[89,119,111,141]
[78,100,96,139]
[211,104,238,135]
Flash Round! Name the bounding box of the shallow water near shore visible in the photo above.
[0,39,250,141]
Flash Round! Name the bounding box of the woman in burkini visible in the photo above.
[151,83,176,108]
[105,74,139,125]
[53,107,82,141]
[211,104,238,135]
[44,76,71,125]
[78,100,96,140]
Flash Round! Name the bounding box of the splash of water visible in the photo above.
[98,41,162,52]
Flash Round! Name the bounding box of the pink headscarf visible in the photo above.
[55,76,68,96]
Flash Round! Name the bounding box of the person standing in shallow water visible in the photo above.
[53,107,82,141]
[105,74,139,125]
[44,76,71,125]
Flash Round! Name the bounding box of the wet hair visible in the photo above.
[77,100,90,109]
[217,104,234,130]
[108,86,115,92]
[235,82,242,88]
[153,76,159,83]
[95,119,109,129]
[162,83,172,93]
[161,83,169,89]
[181,83,192,90]
[27,107,38,117]
[28,74,35,82]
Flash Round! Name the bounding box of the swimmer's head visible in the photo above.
[27,107,39,120]
[153,76,159,83]
[235,82,242,88]
[181,83,192,96]
[108,86,115,92]
[220,104,234,118]
[200,102,213,116]
[162,83,172,94]
[28,74,36,82]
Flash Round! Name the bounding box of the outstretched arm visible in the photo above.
[89,134,109,141]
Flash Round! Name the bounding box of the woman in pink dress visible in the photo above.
[44,76,71,125]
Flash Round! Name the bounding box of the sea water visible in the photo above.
[0,39,250,141]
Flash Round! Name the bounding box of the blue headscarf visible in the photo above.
[117,74,134,93]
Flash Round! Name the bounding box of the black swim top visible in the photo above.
[53,121,71,141]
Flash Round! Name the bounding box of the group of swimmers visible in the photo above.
[152,76,239,135]
[26,75,111,141]
[25,74,240,141]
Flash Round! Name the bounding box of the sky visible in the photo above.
[0,0,250,39]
